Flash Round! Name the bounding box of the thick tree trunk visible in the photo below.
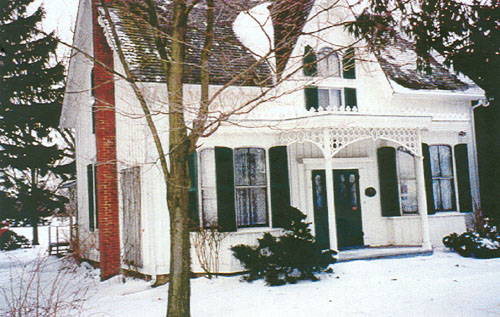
[166,159,191,317]
[166,1,190,316]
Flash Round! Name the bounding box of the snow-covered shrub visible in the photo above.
[0,255,92,316]
[231,207,337,286]
[0,230,31,251]
[443,219,500,259]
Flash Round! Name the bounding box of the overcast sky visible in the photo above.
[33,0,80,61]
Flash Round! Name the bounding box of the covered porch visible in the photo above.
[279,126,433,251]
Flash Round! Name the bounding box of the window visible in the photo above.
[303,46,356,79]
[198,147,273,230]
[397,148,418,214]
[305,87,357,111]
[234,148,268,227]
[318,88,342,109]
[430,145,456,211]
[317,47,340,77]
[199,149,218,227]
[87,164,98,231]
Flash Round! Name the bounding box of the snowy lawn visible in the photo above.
[1,228,500,316]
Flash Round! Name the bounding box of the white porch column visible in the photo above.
[325,158,338,250]
[416,129,432,250]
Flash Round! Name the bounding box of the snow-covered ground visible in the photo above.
[1,228,500,316]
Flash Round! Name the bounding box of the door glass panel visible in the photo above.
[314,174,325,208]
[349,173,358,210]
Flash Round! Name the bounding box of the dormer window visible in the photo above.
[303,46,356,79]
[318,47,340,77]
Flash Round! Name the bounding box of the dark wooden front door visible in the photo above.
[312,170,330,249]
[334,169,364,249]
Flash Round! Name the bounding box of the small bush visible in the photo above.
[0,230,31,251]
[443,219,500,259]
[231,207,337,286]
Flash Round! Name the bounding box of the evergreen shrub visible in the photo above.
[443,219,500,259]
[0,230,31,251]
[231,207,337,286]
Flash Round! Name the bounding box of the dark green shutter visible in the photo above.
[422,144,436,214]
[215,147,236,232]
[343,48,356,79]
[94,164,98,229]
[305,87,319,111]
[455,144,473,212]
[87,164,95,231]
[344,88,357,108]
[188,152,200,229]
[269,146,291,228]
[303,45,317,76]
[377,147,400,217]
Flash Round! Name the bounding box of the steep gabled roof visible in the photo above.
[270,0,315,76]
[97,0,273,86]
[375,35,472,91]
[97,0,477,93]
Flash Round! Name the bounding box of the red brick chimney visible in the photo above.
[92,0,121,280]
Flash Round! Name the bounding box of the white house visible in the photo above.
[60,0,485,279]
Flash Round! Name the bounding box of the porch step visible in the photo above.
[337,246,433,262]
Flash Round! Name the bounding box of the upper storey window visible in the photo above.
[318,47,340,77]
[303,46,356,79]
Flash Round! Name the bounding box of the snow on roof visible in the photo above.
[233,2,274,62]
[375,35,477,92]
[97,0,272,86]
[96,0,481,95]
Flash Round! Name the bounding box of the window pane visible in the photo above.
[329,89,342,108]
[317,48,332,77]
[439,179,454,210]
[318,47,340,77]
[439,146,453,177]
[202,189,217,227]
[236,188,250,226]
[318,89,329,108]
[249,148,266,186]
[200,149,215,187]
[397,150,415,178]
[234,149,249,186]
[430,146,441,177]
[400,179,418,213]
[251,188,268,225]
[432,179,442,211]
[327,53,341,77]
